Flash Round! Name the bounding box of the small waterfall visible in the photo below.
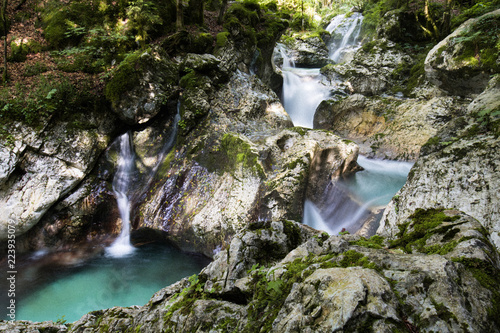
[277,44,330,128]
[148,103,180,181]
[106,132,136,257]
[326,12,363,63]
[303,200,334,234]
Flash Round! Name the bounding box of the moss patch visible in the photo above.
[221,133,265,177]
[104,50,142,107]
[389,208,461,253]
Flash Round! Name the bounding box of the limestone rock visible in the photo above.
[275,35,331,68]
[425,9,500,97]
[43,214,500,332]
[379,76,500,250]
[325,39,413,96]
[0,110,118,242]
[314,93,466,160]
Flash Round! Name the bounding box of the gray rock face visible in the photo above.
[23,214,497,332]
[425,9,500,97]
[379,75,500,251]
[0,109,118,243]
[275,35,331,68]
[324,39,413,96]
[134,69,359,256]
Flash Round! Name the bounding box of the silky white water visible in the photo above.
[278,13,413,235]
[106,132,136,258]
[326,12,364,63]
[303,156,413,235]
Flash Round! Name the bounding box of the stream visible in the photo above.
[2,12,413,323]
[277,13,413,235]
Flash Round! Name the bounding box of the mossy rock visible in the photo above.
[104,50,142,108]
[162,30,213,55]
[221,133,265,177]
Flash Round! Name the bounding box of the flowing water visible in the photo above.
[326,12,364,63]
[0,112,206,323]
[277,13,413,235]
[106,132,136,258]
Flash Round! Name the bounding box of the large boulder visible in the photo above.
[28,213,498,332]
[314,93,467,160]
[276,35,331,68]
[378,75,500,250]
[425,9,500,97]
[105,47,179,125]
[322,38,413,96]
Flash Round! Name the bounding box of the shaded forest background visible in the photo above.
[0,0,498,140]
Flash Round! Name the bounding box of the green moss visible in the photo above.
[451,256,500,328]
[179,69,199,89]
[389,208,460,253]
[104,51,142,107]
[216,31,230,48]
[282,220,302,249]
[289,127,307,136]
[350,235,385,249]
[225,2,260,26]
[221,133,265,177]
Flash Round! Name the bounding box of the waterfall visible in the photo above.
[276,13,411,236]
[303,200,334,234]
[326,12,364,63]
[106,132,136,257]
[277,44,330,128]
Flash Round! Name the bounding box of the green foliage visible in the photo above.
[163,274,207,324]
[361,0,400,37]
[451,14,500,72]
[451,0,500,29]
[472,107,500,136]
[126,0,163,47]
[23,62,50,77]
[0,75,95,126]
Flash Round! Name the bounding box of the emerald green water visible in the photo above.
[1,244,209,323]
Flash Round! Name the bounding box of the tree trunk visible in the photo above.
[441,0,453,38]
[2,0,7,84]
[423,0,439,39]
[217,0,228,25]
[176,0,184,31]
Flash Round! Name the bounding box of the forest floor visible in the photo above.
[1,0,225,97]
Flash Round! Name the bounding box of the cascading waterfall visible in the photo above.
[106,132,136,257]
[277,13,413,235]
[326,12,364,63]
[278,45,330,128]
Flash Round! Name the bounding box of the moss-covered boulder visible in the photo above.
[425,9,500,96]
[104,47,179,125]
[379,75,500,251]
